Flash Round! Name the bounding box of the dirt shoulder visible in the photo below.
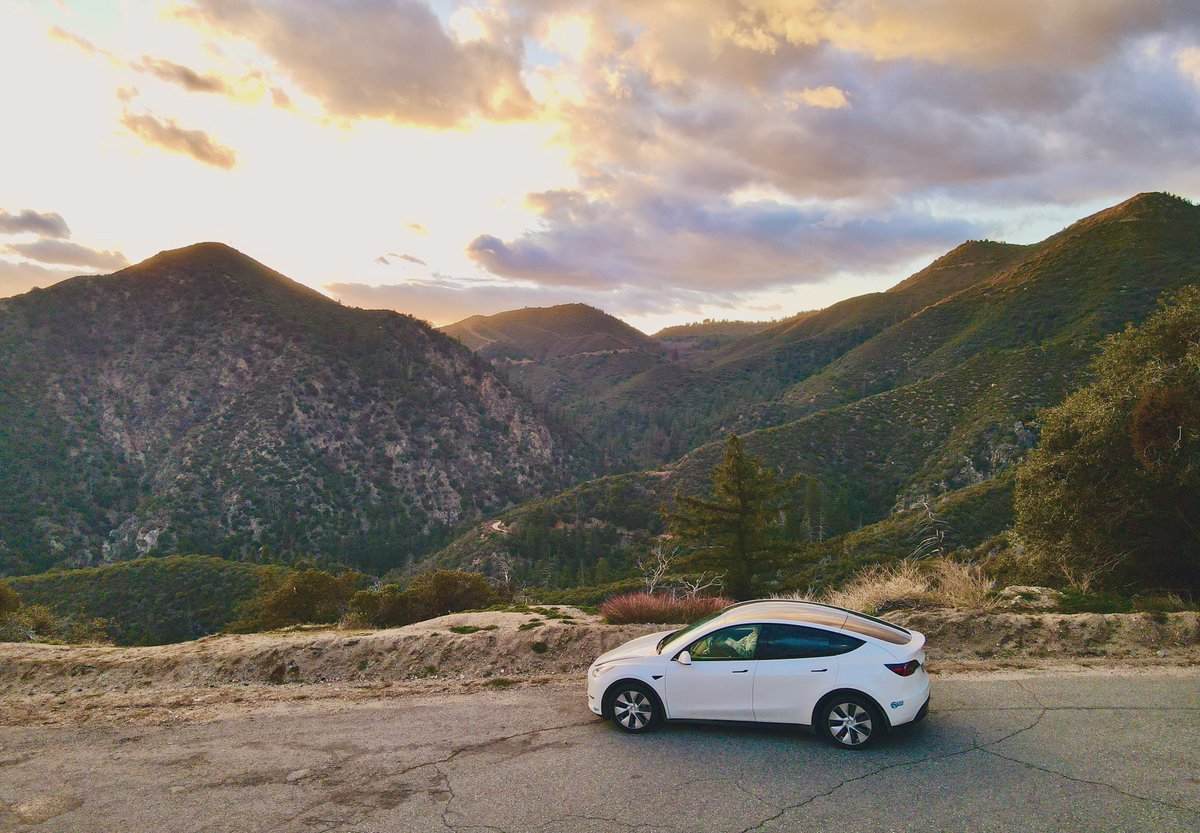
[2,608,1196,727]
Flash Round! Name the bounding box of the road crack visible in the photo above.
[737,706,1049,833]
[979,747,1200,815]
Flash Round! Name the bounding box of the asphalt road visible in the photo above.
[1,670,1198,833]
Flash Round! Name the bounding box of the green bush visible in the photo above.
[406,569,501,618]
[8,556,275,645]
[348,569,501,628]
[0,601,110,644]
[238,568,365,629]
[1057,590,1134,614]
[0,581,19,619]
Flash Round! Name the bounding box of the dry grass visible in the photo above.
[782,559,997,616]
[600,592,733,625]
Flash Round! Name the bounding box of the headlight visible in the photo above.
[589,663,617,678]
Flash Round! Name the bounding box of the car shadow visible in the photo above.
[598,710,951,755]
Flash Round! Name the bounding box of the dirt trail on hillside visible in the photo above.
[1,608,1196,726]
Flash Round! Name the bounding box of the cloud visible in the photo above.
[375,252,427,266]
[121,111,238,169]
[47,25,119,64]
[1178,46,1200,88]
[706,0,1197,70]
[325,275,739,326]
[185,0,534,127]
[0,259,78,297]
[469,188,976,292]
[785,86,849,110]
[134,56,230,94]
[389,252,427,265]
[0,209,70,238]
[3,240,129,270]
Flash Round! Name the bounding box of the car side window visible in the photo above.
[688,624,760,660]
[757,624,862,660]
[827,631,865,655]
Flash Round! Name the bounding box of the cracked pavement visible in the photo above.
[1,669,1197,832]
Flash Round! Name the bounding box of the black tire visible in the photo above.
[816,694,884,750]
[605,682,662,734]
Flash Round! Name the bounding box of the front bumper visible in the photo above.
[586,669,604,715]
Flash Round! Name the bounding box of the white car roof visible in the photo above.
[711,600,913,645]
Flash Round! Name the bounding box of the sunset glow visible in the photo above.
[2,0,1198,331]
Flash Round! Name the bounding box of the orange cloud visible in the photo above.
[120,111,238,170]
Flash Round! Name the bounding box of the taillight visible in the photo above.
[885,660,920,677]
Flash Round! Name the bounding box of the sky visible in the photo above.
[1,1,1198,333]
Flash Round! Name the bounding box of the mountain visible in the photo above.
[441,303,666,399]
[441,242,1031,470]
[0,243,584,576]
[600,239,1031,442]
[653,319,778,360]
[443,304,677,466]
[424,193,1200,587]
[783,193,1200,416]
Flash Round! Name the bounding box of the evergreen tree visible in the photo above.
[803,478,824,542]
[1015,286,1200,590]
[666,434,794,599]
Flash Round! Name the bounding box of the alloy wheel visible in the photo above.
[828,702,873,746]
[613,689,653,730]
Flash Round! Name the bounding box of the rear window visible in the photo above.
[757,624,864,659]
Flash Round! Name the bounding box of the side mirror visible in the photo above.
[676,650,692,666]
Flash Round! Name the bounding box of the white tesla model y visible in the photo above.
[586,599,929,749]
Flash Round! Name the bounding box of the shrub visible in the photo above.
[348,588,382,626]
[7,555,280,645]
[0,581,20,619]
[407,569,502,618]
[449,624,497,634]
[239,569,365,630]
[599,592,733,625]
[530,640,548,653]
[349,584,418,628]
[0,603,110,644]
[346,570,501,628]
[808,558,996,615]
[1057,590,1132,614]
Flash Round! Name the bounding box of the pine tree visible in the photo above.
[666,434,794,599]
[803,478,823,543]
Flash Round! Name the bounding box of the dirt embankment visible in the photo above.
[1,608,1196,726]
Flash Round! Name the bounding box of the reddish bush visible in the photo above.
[599,592,732,625]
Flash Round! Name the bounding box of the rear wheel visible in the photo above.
[607,683,661,733]
[817,695,883,750]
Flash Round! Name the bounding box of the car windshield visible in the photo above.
[656,608,726,653]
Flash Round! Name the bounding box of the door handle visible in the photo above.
[811,669,828,673]
[732,669,749,674]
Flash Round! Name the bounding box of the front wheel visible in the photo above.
[817,696,883,750]
[608,683,661,733]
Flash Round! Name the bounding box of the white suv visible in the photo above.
[586,599,930,749]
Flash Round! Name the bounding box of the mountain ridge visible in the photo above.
[0,244,585,575]
[421,193,1200,587]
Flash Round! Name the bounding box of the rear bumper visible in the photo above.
[884,674,931,726]
[913,696,930,723]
